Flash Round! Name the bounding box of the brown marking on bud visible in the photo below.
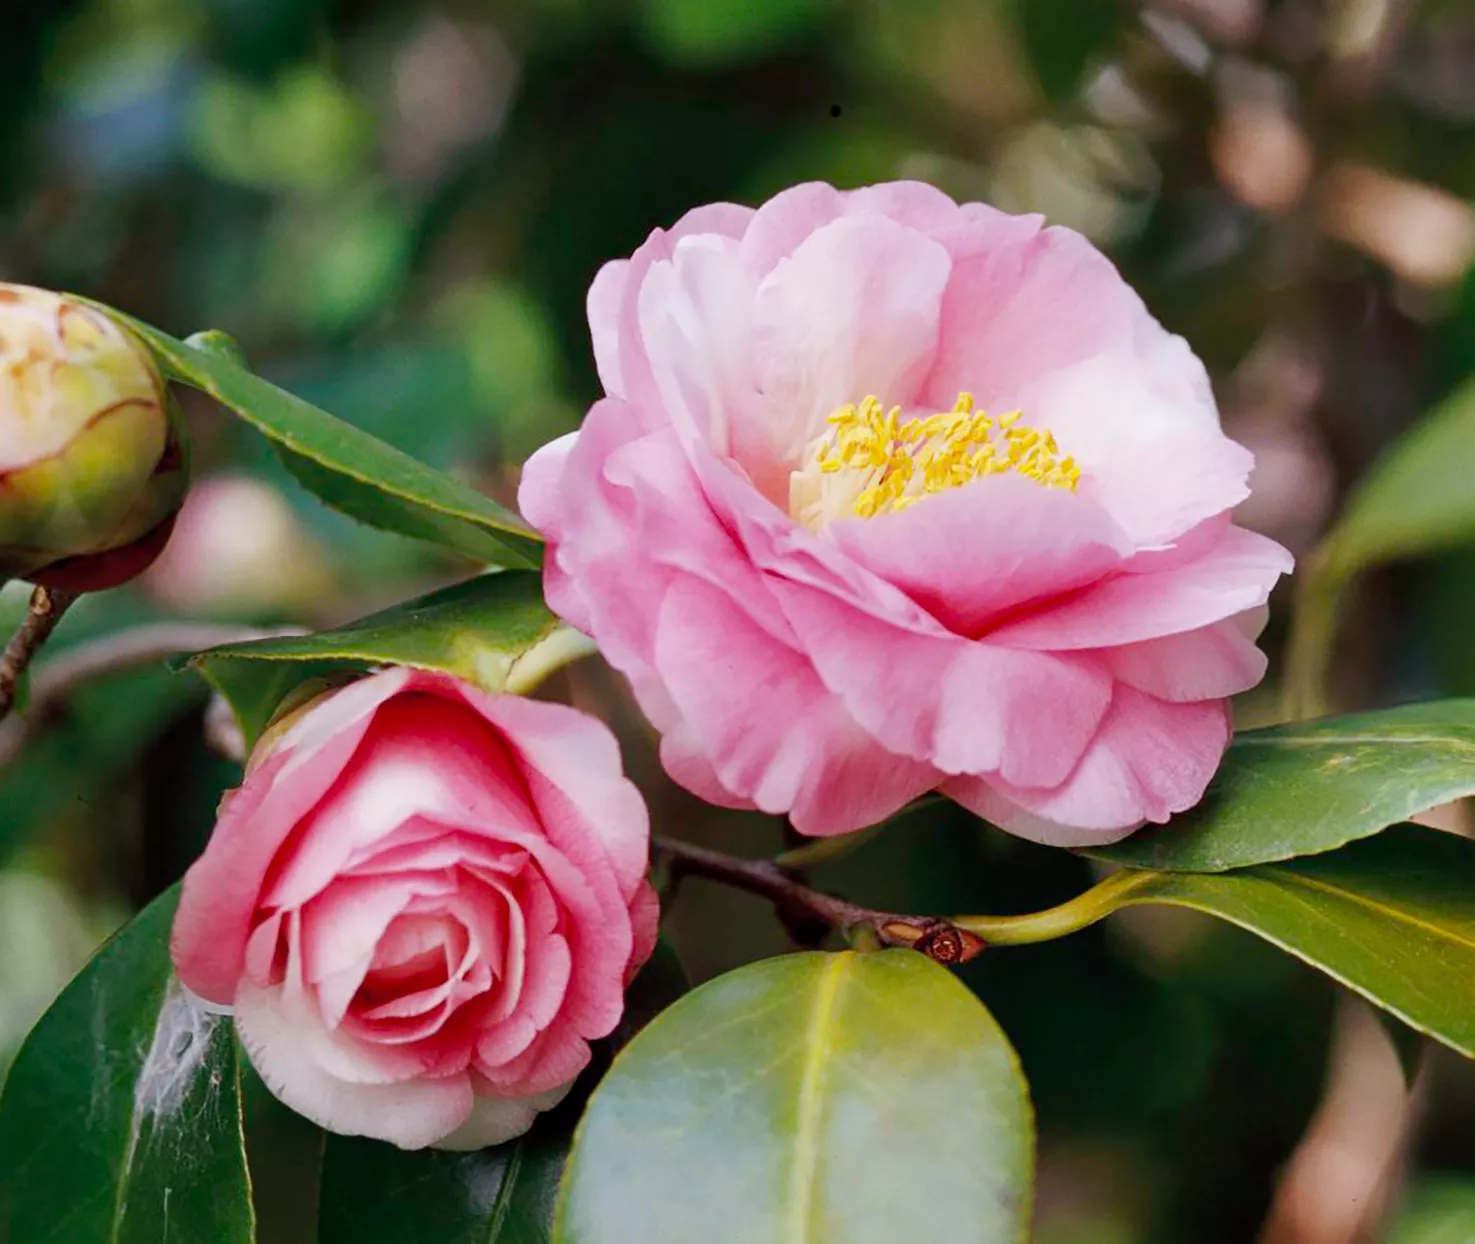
[914,921,986,966]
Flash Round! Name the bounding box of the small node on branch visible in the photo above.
[0,587,79,722]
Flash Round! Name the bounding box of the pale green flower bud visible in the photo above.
[0,285,188,591]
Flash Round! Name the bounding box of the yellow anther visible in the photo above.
[795,391,1080,524]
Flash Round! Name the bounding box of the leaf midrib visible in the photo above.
[786,955,850,1243]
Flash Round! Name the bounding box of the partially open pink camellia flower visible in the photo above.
[520,181,1294,846]
[170,668,657,1150]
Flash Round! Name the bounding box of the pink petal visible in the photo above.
[172,670,414,1005]
[923,223,1213,421]
[477,1015,593,1097]
[260,693,542,910]
[653,577,942,835]
[768,575,1111,789]
[946,688,1231,843]
[1096,617,1268,702]
[474,693,651,903]
[828,473,1133,637]
[588,260,630,395]
[749,215,952,455]
[1021,353,1252,547]
[987,524,1293,651]
[735,180,963,277]
[236,981,474,1150]
[609,202,754,420]
[433,1080,573,1152]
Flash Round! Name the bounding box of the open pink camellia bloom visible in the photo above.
[170,668,657,1150]
[520,181,1294,846]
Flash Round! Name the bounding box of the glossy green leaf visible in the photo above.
[1322,374,1475,577]
[97,308,541,569]
[1102,826,1475,1058]
[1095,700,1475,872]
[185,572,559,745]
[555,950,1034,1244]
[1287,377,1475,715]
[0,887,254,1243]
[319,1124,567,1244]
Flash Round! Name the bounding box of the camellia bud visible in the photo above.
[0,285,188,591]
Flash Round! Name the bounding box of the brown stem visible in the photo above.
[0,587,80,723]
[0,622,295,769]
[653,836,985,965]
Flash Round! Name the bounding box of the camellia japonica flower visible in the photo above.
[520,181,1293,846]
[0,284,188,591]
[171,668,658,1150]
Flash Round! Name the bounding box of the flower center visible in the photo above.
[788,392,1079,529]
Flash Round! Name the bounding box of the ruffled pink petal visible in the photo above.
[433,1080,573,1152]
[476,1014,593,1097]
[610,202,754,421]
[923,223,1213,423]
[735,180,964,277]
[625,880,661,983]
[1096,617,1268,702]
[172,671,413,1005]
[1020,353,1251,547]
[300,872,458,1025]
[236,981,474,1150]
[588,260,630,395]
[476,930,572,1069]
[946,687,1231,844]
[653,576,942,835]
[260,693,542,910]
[987,524,1293,651]
[749,215,952,455]
[474,692,651,903]
[828,473,1133,637]
[768,575,1111,789]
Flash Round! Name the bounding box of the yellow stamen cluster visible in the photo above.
[813,392,1080,519]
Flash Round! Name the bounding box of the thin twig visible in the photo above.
[0,587,80,723]
[0,622,294,769]
[654,836,985,964]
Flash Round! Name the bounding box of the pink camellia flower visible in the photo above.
[170,668,657,1150]
[520,181,1293,846]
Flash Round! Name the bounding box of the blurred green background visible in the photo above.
[3,0,1475,1241]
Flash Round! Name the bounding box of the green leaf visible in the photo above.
[0,887,254,1243]
[185,572,559,745]
[1101,826,1475,1058]
[95,307,541,569]
[1094,700,1475,872]
[318,1124,567,1244]
[1288,376,1475,715]
[554,950,1034,1244]
[1323,374,1475,577]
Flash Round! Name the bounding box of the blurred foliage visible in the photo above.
[4,0,1475,1240]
